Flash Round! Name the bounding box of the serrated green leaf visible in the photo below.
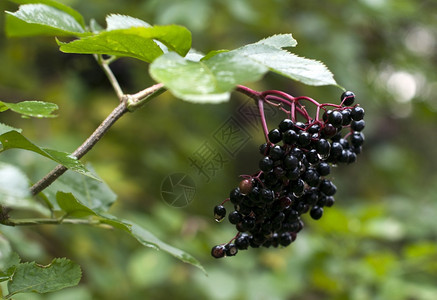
[98,215,205,273]
[150,34,337,103]
[150,51,267,103]
[0,101,58,118]
[106,14,151,30]
[0,162,50,216]
[0,123,22,135]
[58,25,191,62]
[56,191,97,218]
[43,165,116,212]
[0,131,98,180]
[6,258,81,298]
[8,0,86,28]
[6,4,87,37]
[235,43,336,86]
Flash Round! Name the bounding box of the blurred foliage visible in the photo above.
[1,0,437,299]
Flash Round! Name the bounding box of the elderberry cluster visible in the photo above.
[211,91,365,258]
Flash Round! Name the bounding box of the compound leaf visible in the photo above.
[0,101,58,118]
[150,34,337,103]
[6,4,87,37]
[99,215,205,273]
[0,130,98,180]
[58,25,191,62]
[6,258,81,298]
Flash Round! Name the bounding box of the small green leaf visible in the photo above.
[58,25,191,62]
[99,215,205,273]
[0,130,98,180]
[0,101,58,118]
[150,51,267,103]
[6,4,87,37]
[6,258,81,298]
[0,162,50,216]
[8,0,86,28]
[56,191,97,218]
[43,165,116,212]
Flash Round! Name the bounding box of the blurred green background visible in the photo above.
[1,0,437,299]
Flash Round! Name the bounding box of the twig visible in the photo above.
[30,101,128,196]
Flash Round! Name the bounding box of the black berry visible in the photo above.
[341,91,355,106]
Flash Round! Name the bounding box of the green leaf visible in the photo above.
[56,191,97,218]
[0,101,58,118]
[235,43,336,86]
[6,258,81,298]
[58,25,192,62]
[0,162,50,216]
[150,51,267,103]
[8,0,86,27]
[6,4,87,37]
[150,34,337,103]
[0,251,20,283]
[254,33,298,48]
[99,215,205,273]
[0,130,98,180]
[43,165,116,212]
[0,123,22,135]
[106,14,151,30]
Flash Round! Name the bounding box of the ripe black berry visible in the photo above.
[322,124,337,138]
[315,139,331,156]
[268,129,282,144]
[310,206,324,220]
[280,232,293,246]
[316,162,331,176]
[351,120,365,132]
[298,132,311,146]
[341,91,355,106]
[228,210,242,224]
[319,179,337,196]
[259,143,270,155]
[328,110,343,128]
[279,119,294,132]
[350,132,365,147]
[230,188,243,204]
[269,145,285,161]
[259,156,274,172]
[351,106,365,121]
[306,149,320,164]
[214,205,226,222]
[283,129,298,145]
[341,109,352,126]
[235,234,250,250]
